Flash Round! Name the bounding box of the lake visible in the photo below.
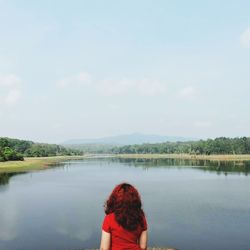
[0,158,250,250]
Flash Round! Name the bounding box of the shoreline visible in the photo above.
[114,153,250,161]
[1,153,250,173]
[0,155,86,173]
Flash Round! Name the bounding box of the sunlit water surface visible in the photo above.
[0,158,250,250]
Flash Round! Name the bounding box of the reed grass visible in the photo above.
[115,153,250,161]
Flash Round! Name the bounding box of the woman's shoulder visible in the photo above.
[106,212,115,218]
[104,212,116,223]
[102,213,116,233]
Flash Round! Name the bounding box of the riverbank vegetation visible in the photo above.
[115,153,250,161]
[111,137,250,155]
[0,137,83,162]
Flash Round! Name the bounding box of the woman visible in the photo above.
[100,183,148,250]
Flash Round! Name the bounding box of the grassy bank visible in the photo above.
[0,155,86,173]
[115,153,250,161]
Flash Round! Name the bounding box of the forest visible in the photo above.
[0,137,83,162]
[2,137,250,162]
[111,137,250,155]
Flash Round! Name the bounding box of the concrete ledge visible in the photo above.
[85,248,177,250]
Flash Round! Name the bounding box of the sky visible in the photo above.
[0,0,250,143]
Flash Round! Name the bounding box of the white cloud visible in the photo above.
[56,72,167,97]
[194,121,211,128]
[0,74,21,87]
[0,73,22,106]
[107,104,120,111]
[56,72,92,88]
[4,87,21,105]
[96,78,166,96]
[240,28,250,48]
[178,85,198,99]
[51,123,63,129]
[135,79,166,96]
[96,79,132,96]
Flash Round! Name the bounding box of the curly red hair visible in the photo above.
[104,183,145,231]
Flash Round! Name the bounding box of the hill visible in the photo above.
[62,133,197,145]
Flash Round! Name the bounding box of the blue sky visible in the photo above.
[0,0,250,143]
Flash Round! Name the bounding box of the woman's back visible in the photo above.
[100,183,148,250]
[102,212,147,250]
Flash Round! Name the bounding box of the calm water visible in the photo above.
[0,158,250,250]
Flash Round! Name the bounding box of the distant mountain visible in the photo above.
[62,133,198,145]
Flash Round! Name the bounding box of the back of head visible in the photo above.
[105,183,145,231]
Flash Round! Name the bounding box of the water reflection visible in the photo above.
[114,157,250,174]
[0,173,24,186]
[1,158,249,188]
[0,162,64,187]
[0,199,18,241]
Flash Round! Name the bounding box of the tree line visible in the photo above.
[0,137,83,162]
[111,137,250,155]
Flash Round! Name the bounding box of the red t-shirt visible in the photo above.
[102,212,147,250]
